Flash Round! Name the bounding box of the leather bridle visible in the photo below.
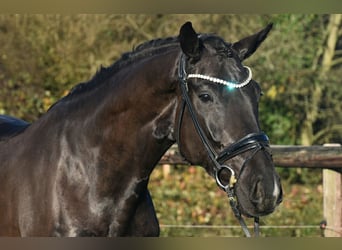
[176,54,270,237]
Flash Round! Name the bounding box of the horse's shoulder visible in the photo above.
[0,115,30,141]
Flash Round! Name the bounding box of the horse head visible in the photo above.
[175,22,282,218]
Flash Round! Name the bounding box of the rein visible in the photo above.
[177,54,270,237]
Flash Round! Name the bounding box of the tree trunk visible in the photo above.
[320,14,342,76]
[301,14,341,146]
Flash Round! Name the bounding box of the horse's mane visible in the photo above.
[64,36,180,100]
[68,33,227,98]
[48,33,224,110]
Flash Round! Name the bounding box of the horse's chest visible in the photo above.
[54,164,145,236]
[52,138,151,236]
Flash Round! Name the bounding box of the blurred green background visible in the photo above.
[0,14,341,236]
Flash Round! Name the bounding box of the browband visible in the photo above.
[187,66,252,89]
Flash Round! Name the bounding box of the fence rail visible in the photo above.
[158,144,342,237]
[160,144,342,170]
[159,224,341,236]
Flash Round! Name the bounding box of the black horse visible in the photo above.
[0,22,282,236]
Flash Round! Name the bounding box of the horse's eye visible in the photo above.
[198,93,213,103]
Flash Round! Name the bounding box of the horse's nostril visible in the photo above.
[250,179,264,206]
[277,187,283,204]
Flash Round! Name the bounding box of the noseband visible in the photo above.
[177,54,270,237]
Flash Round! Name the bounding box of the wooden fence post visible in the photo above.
[323,144,342,237]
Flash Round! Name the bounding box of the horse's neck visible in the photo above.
[97,51,178,172]
[8,49,180,234]
[50,49,179,182]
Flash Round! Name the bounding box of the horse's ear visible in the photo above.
[232,23,273,61]
[179,22,201,59]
